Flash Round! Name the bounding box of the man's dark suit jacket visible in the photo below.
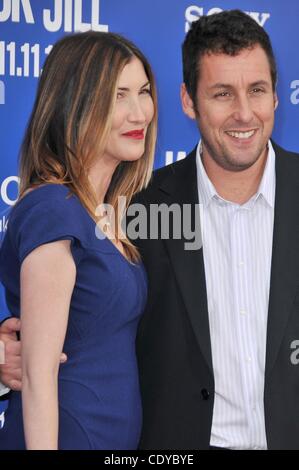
[134,142,299,450]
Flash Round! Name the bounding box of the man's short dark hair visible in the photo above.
[182,9,277,104]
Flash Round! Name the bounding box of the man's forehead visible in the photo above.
[201,44,269,64]
[198,46,272,82]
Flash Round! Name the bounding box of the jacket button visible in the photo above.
[201,388,210,400]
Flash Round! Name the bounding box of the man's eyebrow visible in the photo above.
[250,80,271,88]
[208,80,271,90]
[208,83,234,90]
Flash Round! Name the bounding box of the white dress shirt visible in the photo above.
[196,141,276,450]
[0,383,9,397]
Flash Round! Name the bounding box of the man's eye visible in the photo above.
[215,92,230,98]
[251,88,264,94]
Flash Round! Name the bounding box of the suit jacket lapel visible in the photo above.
[158,149,213,374]
[266,143,299,376]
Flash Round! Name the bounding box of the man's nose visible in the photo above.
[231,94,254,123]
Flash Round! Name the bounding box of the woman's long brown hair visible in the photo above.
[19,31,158,262]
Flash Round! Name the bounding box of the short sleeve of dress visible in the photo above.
[11,186,85,266]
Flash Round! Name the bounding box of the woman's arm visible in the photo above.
[20,240,76,450]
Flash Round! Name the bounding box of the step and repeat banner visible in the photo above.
[0,0,299,418]
[1,0,299,217]
[0,0,299,340]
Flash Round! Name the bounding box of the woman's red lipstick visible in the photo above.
[122,129,144,140]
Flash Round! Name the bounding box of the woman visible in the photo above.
[0,30,157,449]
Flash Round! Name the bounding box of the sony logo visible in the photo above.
[185,6,270,33]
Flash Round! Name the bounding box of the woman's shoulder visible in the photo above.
[4,184,94,262]
[17,183,75,208]
[11,184,84,220]
[7,184,92,239]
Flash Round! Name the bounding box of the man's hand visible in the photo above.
[0,317,21,390]
[0,317,67,391]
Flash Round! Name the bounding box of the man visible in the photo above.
[1,10,299,449]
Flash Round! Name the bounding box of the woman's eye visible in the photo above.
[140,88,151,95]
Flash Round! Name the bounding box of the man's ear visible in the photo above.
[274,91,278,110]
[180,83,196,120]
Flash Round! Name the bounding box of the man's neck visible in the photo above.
[201,148,268,205]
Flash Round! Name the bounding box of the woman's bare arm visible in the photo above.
[20,240,76,450]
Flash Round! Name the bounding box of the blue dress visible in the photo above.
[0,184,147,450]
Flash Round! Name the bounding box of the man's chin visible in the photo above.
[221,153,262,172]
[220,143,268,171]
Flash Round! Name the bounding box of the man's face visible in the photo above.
[181,45,278,172]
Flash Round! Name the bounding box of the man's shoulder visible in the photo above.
[272,141,299,161]
[153,148,196,180]
[134,149,197,205]
[135,147,197,204]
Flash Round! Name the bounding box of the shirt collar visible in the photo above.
[257,140,276,208]
[196,142,217,207]
[196,140,276,209]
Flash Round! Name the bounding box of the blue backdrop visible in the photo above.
[1,0,299,218]
[0,0,299,412]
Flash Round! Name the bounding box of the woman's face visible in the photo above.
[102,57,154,166]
